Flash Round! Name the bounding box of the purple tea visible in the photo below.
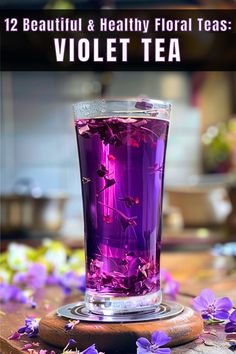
[74,100,170,315]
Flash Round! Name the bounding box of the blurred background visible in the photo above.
[1,71,236,247]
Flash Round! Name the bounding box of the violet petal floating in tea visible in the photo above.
[135,99,154,110]
[97,164,109,177]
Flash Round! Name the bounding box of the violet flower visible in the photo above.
[192,289,233,320]
[18,317,40,337]
[160,270,179,299]
[82,344,99,354]
[64,320,80,331]
[0,283,20,303]
[136,331,171,354]
[225,310,236,333]
[59,271,86,295]
[63,338,77,352]
[13,263,47,289]
[163,279,179,299]
[46,273,60,286]
[67,339,77,346]
[0,283,28,303]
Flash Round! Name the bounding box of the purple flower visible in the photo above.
[163,279,179,299]
[64,320,80,331]
[0,283,19,303]
[160,270,179,299]
[0,283,28,303]
[67,338,77,347]
[59,271,86,295]
[13,263,47,289]
[62,338,78,353]
[18,317,40,337]
[82,344,99,354]
[225,310,236,333]
[136,331,171,354]
[192,289,233,320]
[46,273,60,286]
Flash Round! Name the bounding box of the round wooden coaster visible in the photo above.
[39,306,203,353]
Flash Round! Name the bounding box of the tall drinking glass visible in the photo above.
[74,99,170,315]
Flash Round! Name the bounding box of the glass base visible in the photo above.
[57,300,184,322]
[85,290,162,315]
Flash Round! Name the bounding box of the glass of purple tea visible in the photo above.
[74,99,170,315]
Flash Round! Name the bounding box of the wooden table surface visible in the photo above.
[1,250,236,354]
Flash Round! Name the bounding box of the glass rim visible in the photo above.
[73,97,171,121]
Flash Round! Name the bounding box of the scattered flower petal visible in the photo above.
[13,263,47,289]
[82,344,99,354]
[64,320,80,331]
[68,339,77,346]
[63,338,78,352]
[8,331,21,340]
[22,343,33,350]
[0,283,28,304]
[59,272,86,295]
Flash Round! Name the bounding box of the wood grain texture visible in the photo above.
[39,307,203,353]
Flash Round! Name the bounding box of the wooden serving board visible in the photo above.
[39,306,203,354]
